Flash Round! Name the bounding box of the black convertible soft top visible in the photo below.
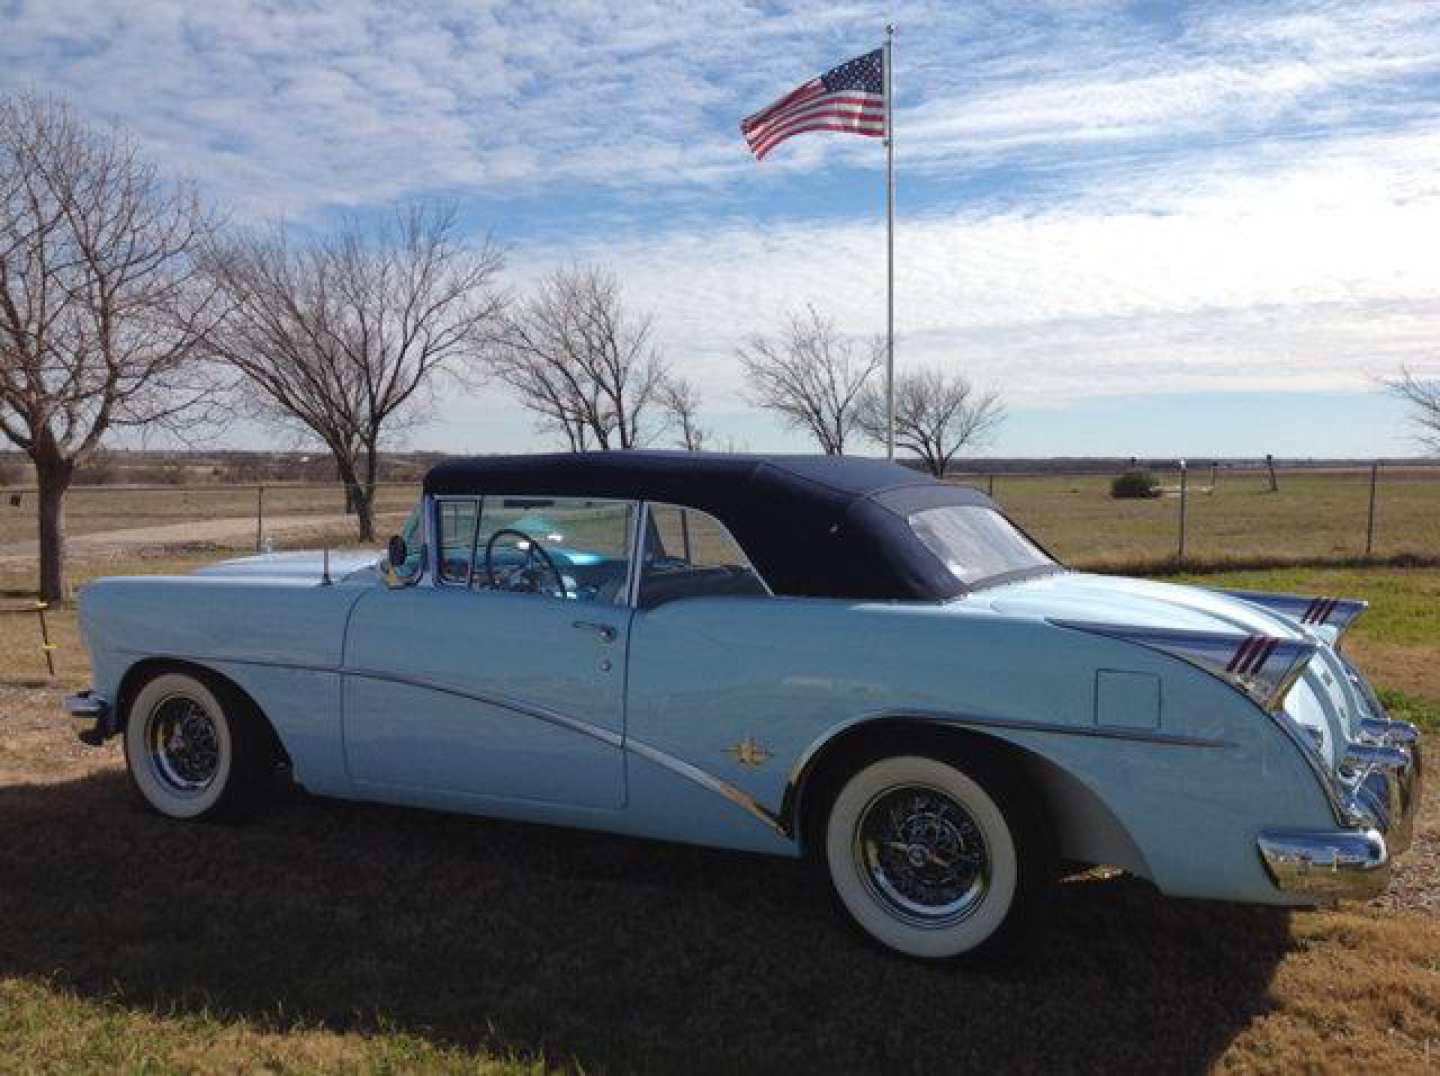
[424,452,999,601]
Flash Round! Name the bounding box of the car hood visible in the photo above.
[191,549,381,583]
[974,571,1305,638]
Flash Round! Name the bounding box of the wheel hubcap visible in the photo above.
[854,784,990,927]
[146,696,221,794]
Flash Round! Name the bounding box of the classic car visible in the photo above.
[64,452,1422,960]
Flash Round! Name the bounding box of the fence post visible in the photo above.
[255,485,264,552]
[987,474,995,498]
[1177,459,1188,564]
[1365,461,1378,556]
[36,600,55,677]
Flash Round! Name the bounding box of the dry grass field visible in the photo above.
[979,468,1440,569]
[0,548,1435,1074]
[0,483,420,556]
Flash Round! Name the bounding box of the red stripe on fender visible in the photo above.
[1247,637,1279,674]
[1227,635,1259,673]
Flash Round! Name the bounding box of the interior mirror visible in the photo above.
[386,534,407,569]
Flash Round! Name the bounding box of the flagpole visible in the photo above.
[883,24,895,461]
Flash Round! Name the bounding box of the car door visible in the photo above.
[341,494,637,810]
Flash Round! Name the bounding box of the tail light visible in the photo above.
[1052,621,1318,713]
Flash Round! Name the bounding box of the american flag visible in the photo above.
[741,48,886,161]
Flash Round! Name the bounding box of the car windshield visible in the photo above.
[908,505,1056,588]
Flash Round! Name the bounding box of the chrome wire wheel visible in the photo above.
[145,695,222,794]
[125,673,239,820]
[824,754,1021,959]
[854,784,991,928]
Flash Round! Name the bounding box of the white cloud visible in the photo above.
[3,0,1439,452]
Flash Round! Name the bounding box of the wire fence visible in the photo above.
[949,462,1440,570]
[0,462,1436,571]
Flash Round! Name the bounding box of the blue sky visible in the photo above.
[5,0,1440,457]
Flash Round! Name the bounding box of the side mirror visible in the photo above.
[386,534,407,569]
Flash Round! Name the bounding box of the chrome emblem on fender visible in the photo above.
[726,736,772,769]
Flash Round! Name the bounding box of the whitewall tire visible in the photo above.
[823,753,1036,960]
[123,672,266,821]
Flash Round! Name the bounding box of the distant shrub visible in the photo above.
[128,461,189,486]
[74,453,119,486]
[1111,470,1160,499]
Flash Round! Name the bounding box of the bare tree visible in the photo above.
[0,94,222,600]
[487,265,668,450]
[736,305,881,454]
[202,203,503,540]
[659,375,707,451]
[857,366,1005,476]
[1388,367,1440,452]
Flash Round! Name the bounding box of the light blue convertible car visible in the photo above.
[64,453,1422,959]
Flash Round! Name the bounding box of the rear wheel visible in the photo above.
[821,752,1046,960]
[123,672,271,821]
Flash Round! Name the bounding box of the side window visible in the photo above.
[639,505,769,608]
[474,496,634,604]
[436,498,481,585]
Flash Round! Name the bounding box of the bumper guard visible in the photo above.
[63,689,115,747]
[1258,720,1423,902]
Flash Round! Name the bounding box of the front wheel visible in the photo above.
[123,672,271,821]
[822,753,1045,960]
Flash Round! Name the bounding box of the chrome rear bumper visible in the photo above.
[1258,723,1423,902]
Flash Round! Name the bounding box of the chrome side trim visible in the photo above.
[1257,827,1389,900]
[778,709,1235,839]
[345,665,627,750]
[123,649,781,835]
[623,738,784,834]
[351,665,785,833]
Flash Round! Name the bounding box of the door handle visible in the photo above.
[572,620,617,643]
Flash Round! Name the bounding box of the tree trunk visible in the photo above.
[351,486,375,542]
[331,450,374,543]
[357,444,379,544]
[35,457,75,603]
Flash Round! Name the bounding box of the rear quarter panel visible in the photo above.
[625,595,1337,903]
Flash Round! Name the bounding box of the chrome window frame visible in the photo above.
[634,500,774,602]
[431,494,484,589]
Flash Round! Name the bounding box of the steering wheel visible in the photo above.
[483,528,568,597]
